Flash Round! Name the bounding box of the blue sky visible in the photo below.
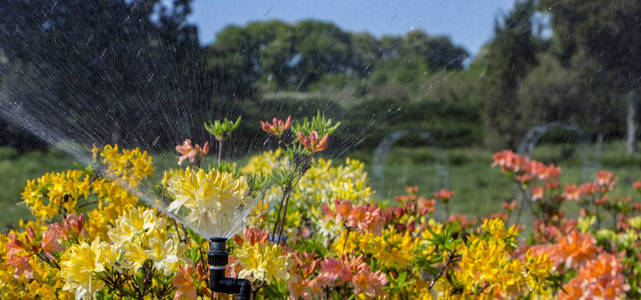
[187,0,517,56]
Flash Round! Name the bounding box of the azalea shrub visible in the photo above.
[1,113,639,299]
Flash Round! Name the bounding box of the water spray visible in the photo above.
[208,237,251,300]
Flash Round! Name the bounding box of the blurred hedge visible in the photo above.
[227,96,484,155]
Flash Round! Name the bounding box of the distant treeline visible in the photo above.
[0,0,639,154]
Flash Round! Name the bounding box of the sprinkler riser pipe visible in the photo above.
[208,237,251,300]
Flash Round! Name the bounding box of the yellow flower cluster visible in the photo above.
[367,228,418,270]
[93,144,154,188]
[331,228,420,270]
[85,177,141,239]
[331,227,418,270]
[59,238,118,299]
[21,170,91,220]
[234,242,292,284]
[59,207,183,299]
[107,207,182,274]
[291,158,373,206]
[241,150,373,239]
[164,168,251,237]
[20,145,153,239]
[240,149,288,176]
[443,218,553,299]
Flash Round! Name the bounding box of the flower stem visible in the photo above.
[217,139,223,167]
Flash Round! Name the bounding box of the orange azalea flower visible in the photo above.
[579,182,597,196]
[516,173,535,185]
[25,226,38,252]
[297,131,329,153]
[492,150,527,172]
[173,266,197,300]
[7,233,26,257]
[492,150,564,185]
[563,184,581,201]
[502,200,517,212]
[553,230,598,269]
[288,277,322,300]
[318,257,350,285]
[6,254,33,279]
[63,213,87,239]
[546,180,561,190]
[405,185,418,194]
[595,170,615,186]
[634,180,641,191]
[175,138,210,165]
[322,200,385,234]
[434,189,454,202]
[351,265,387,298]
[41,223,65,260]
[260,116,292,137]
[233,227,269,247]
[530,186,545,201]
[418,197,436,215]
[542,163,562,180]
[559,252,629,300]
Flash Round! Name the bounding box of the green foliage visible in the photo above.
[0,146,18,160]
[292,111,341,137]
[204,116,242,141]
[517,52,626,139]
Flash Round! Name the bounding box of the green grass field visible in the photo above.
[1,142,640,231]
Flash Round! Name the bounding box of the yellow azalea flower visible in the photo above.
[165,168,251,236]
[96,144,154,188]
[365,228,417,270]
[443,218,553,298]
[123,242,148,271]
[21,170,92,221]
[331,229,362,255]
[105,207,179,273]
[59,238,117,300]
[235,242,291,284]
[108,206,165,249]
[144,237,181,275]
[240,149,287,176]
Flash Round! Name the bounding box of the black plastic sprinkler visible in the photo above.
[208,237,251,300]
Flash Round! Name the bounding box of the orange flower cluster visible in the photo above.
[492,150,561,184]
[530,229,598,271]
[232,227,270,246]
[434,188,454,203]
[261,116,292,137]
[322,199,385,234]
[173,266,198,300]
[175,138,210,165]
[297,131,329,153]
[287,251,322,300]
[561,171,618,202]
[6,214,87,280]
[559,253,629,300]
[393,186,436,216]
[317,255,387,298]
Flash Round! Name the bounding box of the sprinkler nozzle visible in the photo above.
[208,237,251,300]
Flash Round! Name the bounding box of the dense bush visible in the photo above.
[2,116,640,299]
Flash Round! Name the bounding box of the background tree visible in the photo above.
[517,51,625,147]
[480,0,538,149]
[540,0,641,153]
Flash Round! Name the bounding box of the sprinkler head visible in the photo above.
[207,237,251,300]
